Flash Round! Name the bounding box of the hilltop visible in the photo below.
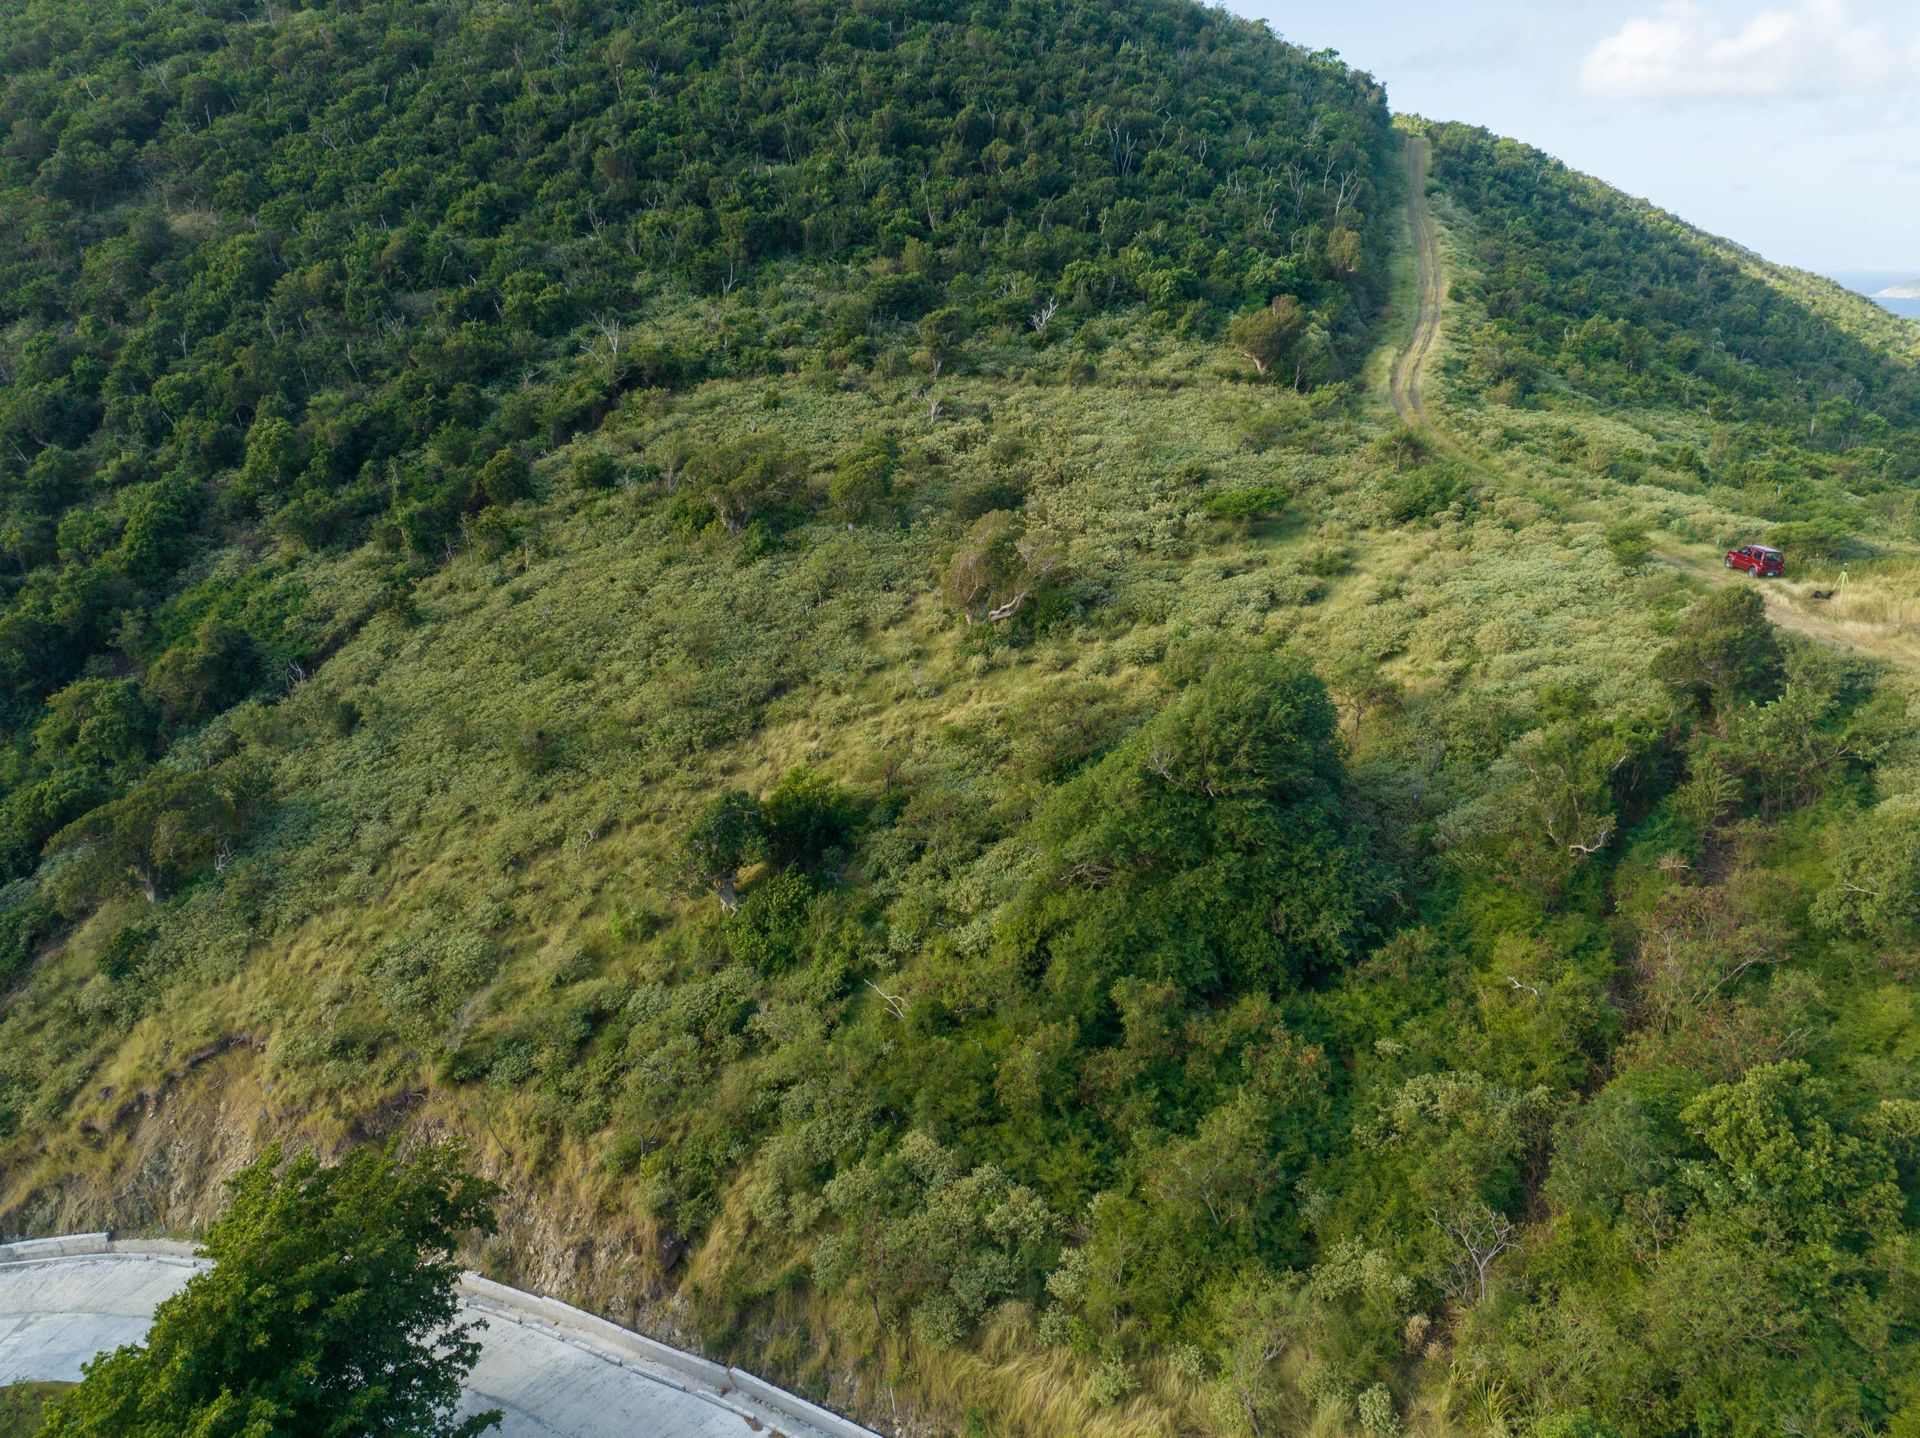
[5,4,1920,1437]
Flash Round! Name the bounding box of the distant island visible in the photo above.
[1874,280,1920,298]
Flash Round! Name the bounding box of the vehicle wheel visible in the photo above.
[1723,558,1733,568]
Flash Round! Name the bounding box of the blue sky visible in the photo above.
[1222,1,1920,276]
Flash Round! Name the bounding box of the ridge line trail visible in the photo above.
[1388,134,1439,427]
[1381,132,1920,667]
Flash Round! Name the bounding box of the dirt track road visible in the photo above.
[1656,548,1920,666]
[1384,135,1915,668]
[1388,135,1440,428]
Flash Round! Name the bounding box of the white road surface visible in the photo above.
[0,1240,874,1438]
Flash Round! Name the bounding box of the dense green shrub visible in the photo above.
[725,870,818,976]
[1651,587,1783,712]
[1201,486,1289,525]
[995,652,1380,1012]
[763,765,861,873]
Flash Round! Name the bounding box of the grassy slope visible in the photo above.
[1412,128,1920,667]
[2,176,1681,1434]
[1373,142,1920,1438]
[6,85,1920,1438]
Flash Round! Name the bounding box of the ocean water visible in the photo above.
[1829,270,1920,320]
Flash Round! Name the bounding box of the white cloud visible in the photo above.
[1581,0,1920,101]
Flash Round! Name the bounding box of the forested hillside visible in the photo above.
[0,0,1389,880]
[4,4,1920,1438]
[1427,121,1920,548]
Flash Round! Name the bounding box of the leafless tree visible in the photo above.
[1431,1202,1514,1305]
[1623,1187,1675,1266]
[1282,160,1310,224]
[596,313,623,349]
[983,534,1062,622]
[864,979,908,1021]
[1332,167,1362,223]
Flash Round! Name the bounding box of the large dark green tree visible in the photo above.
[996,650,1382,1013]
[39,1143,500,1438]
[1651,586,1783,712]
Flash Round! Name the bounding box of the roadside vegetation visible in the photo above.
[3,4,1920,1437]
[36,1143,498,1437]
[0,1387,71,1438]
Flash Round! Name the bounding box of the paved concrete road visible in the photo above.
[0,1254,196,1388]
[0,1242,873,1438]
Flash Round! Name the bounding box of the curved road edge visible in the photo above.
[0,1234,878,1438]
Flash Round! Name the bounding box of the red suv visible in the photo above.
[1725,545,1784,578]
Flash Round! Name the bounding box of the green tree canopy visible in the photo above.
[1228,295,1310,382]
[1651,586,1783,712]
[675,789,767,910]
[47,758,266,903]
[1680,1060,1900,1247]
[995,651,1381,1013]
[685,438,807,535]
[942,510,1063,625]
[40,1142,500,1438]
